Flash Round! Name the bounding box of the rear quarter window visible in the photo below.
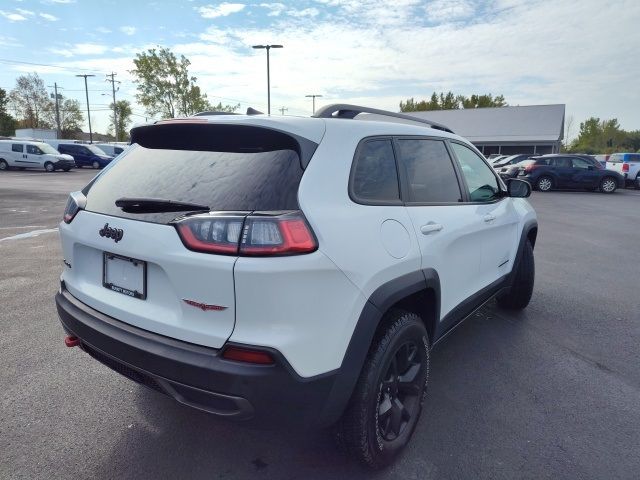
[12,144,23,153]
[350,139,401,204]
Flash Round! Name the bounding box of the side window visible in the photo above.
[12,144,23,153]
[396,139,462,203]
[451,143,501,202]
[115,147,123,154]
[351,139,400,203]
[552,158,571,168]
[27,145,42,155]
[572,158,591,169]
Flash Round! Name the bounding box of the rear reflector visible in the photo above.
[222,347,275,365]
[175,211,317,256]
[623,163,629,172]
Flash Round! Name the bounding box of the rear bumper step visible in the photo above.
[55,284,341,427]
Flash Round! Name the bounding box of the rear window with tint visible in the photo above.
[608,154,622,163]
[84,145,303,224]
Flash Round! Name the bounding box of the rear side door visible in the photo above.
[551,157,573,187]
[449,142,520,288]
[9,143,25,167]
[570,157,600,188]
[395,137,483,319]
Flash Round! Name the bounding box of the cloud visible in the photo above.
[425,0,476,23]
[96,27,112,33]
[120,25,136,35]
[259,2,285,16]
[0,11,28,21]
[43,0,76,4]
[287,7,319,17]
[48,43,110,57]
[15,8,35,16]
[197,2,245,18]
[39,13,59,21]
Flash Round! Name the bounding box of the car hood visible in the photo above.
[57,154,74,161]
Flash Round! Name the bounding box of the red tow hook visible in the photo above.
[64,335,81,348]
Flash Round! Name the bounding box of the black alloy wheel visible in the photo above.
[377,341,423,441]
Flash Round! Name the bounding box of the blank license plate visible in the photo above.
[103,253,146,300]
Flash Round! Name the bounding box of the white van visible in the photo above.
[0,140,76,172]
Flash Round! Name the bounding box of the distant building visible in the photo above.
[405,104,565,155]
[15,128,57,140]
[362,104,565,156]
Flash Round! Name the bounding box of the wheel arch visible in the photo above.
[319,269,441,425]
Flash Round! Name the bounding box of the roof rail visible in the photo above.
[193,111,239,116]
[312,103,454,134]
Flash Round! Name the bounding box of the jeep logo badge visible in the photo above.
[99,223,124,243]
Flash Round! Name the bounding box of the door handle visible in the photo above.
[483,214,496,223]
[421,223,443,235]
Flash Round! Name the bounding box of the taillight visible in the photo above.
[175,211,318,256]
[62,191,86,224]
[623,163,629,172]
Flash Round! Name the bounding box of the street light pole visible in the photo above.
[48,82,62,138]
[252,44,283,115]
[76,74,95,142]
[305,94,323,114]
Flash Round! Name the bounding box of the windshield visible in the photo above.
[87,145,108,155]
[493,155,518,166]
[38,143,59,155]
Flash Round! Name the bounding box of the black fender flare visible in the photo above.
[318,269,440,426]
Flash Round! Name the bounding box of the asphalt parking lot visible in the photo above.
[1,169,639,480]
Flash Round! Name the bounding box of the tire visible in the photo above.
[44,162,55,172]
[0,159,8,171]
[335,310,430,469]
[536,176,553,192]
[92,161,100,169]
[497,240,534,310]
[634,174,640,190]
[599,176,617,193]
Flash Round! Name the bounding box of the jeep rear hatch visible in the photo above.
[60,122,318,349]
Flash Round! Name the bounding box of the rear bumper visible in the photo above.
[55,284,342,428]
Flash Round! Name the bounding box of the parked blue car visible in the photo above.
[57,143,114,169]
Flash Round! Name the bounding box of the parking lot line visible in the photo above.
[0,228,59,242]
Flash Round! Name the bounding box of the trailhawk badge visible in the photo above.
[99,223,124,243]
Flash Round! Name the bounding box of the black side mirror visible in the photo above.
[507,178,531,198]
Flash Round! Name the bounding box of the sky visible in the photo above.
[0,0,638,140]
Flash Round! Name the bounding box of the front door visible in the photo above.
[570,157,601,188]
[449,142,520,289]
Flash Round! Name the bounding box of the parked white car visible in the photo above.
[55,105,537,468]
[0,139,75,172]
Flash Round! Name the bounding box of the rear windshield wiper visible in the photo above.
[115,197,210,213]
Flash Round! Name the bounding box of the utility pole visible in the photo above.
[279,106,288,115]
[105,72,120,141]
[75,74,95,143]
[305,94,323,114]
[48,83,62,138]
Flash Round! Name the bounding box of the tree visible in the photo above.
[0,88,17,136]
[109,100,133,141]
[130,47,237,118]
[8,73,53,129]
[45,96,84,138]
[400,91,507,112]
[566,117,640,154]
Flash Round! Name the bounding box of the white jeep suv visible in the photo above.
[56,105,537,468]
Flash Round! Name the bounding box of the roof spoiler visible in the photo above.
[312,103,454,134]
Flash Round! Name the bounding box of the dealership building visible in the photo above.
[405,104,566,155]
[363,104,565,156]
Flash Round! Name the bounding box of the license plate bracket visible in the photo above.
[102,252,147,300]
